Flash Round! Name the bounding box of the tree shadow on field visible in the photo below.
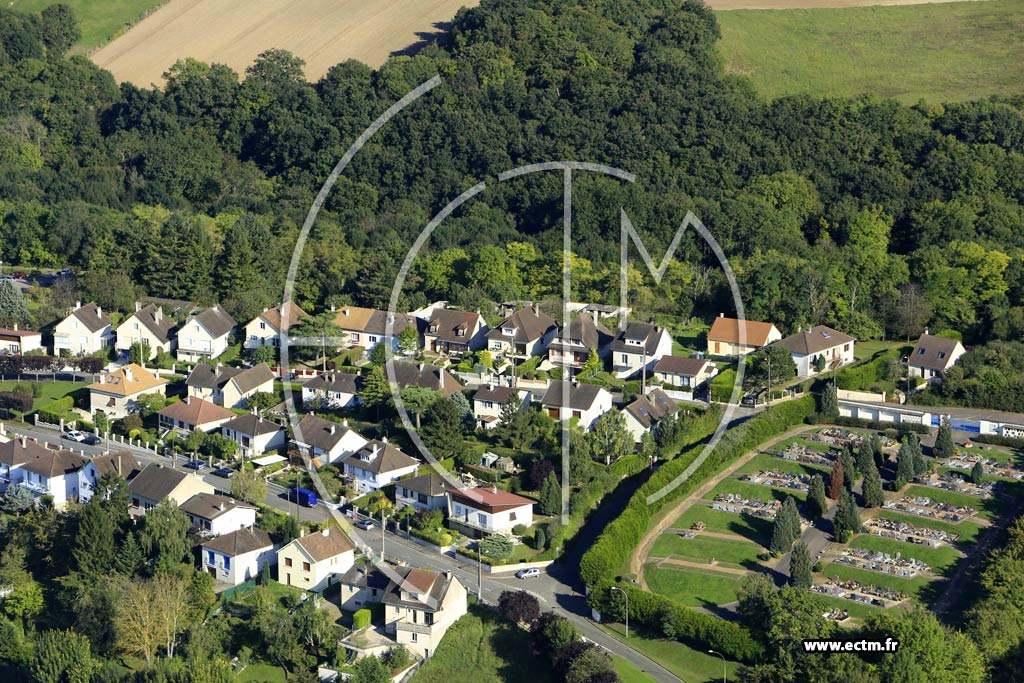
[391,22,452,59]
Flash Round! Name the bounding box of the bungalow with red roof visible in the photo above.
[707,315,782,357]
[157,396,236,436]
[447,486,534,538]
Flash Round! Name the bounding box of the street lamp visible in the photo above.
[708,650,726,683]
[610,586,628,639]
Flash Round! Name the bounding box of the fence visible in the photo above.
[220,578,258,601]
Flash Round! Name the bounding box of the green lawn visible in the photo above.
[710,477,808,503]
[11,0,168,51]
[613,655,658,683]
[645,565,745,607]
[412,606,553,683]
[0,380,88,416]
[903,485,1000,520]
[716,0,1024,104]
[875,510,981,545]
[849,534,962,573]
[650,533,764,568]
[671,505,773,545]
[811,594,886,622]
[822,562,934,604]
[853,340,905,362]
[600,622,740,683]
[236,663,287,683]
[737,452,830,478]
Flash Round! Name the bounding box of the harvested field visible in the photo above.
[708,0,985,8]
[91,0,478,86]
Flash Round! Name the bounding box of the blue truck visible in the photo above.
[289,487,318,507]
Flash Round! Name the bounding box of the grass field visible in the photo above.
[671,505,773,544]
[11,0,167,51]
[600,622,740,683]
[849,534,962,573]
[645,565,746,607]
[875,510,982,544]
[0,380,87,415]
[715,0,1024,104]
[650,533,764,568]
[822,562,934,603]
[811,594,886,622]
[736,452,831,478]
[613,656,658,683]
[411,606,552,683]
[710,477,808,502]
[236,663,286,683]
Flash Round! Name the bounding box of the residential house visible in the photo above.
[157,396,236,436]
[79,450,140,502]
[653,356,719,389]
[707,315,783,357]
[277,526,355,591]
[539,382,613,431]
[471,385,530,430]
[622,389,680,444]
[176,306,236,362]
[395,472,453,512]
[338,564,392,611]
[221,413,286,459]
[548,312,612,369]
[340,439,419,495]
[0,438,86,507]
[180,493,258,536]
[53,302,114,356]
[775,325,857,378]
[301,373,361,409]
[88,364,168,419]
[610,323,673,378]
[385,360,462,396]
[383,567,468,659]
[908,333,966,382]
[332,305,415,352]
[485,305,558,360]
[0,327,43,355]
[185,363,275,408]
[127,463,215,518]
[447,486,534,538]
[243,303,309,349]
[292,414,368,464]
[115,303,175,360]
[423,308,487,357]
[201,527,276,586]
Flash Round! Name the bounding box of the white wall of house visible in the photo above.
[203,545,276,586]
[188,506,258,536]
[53,319,112,356]
[297,430,368,465]
[301,385,359,409]
[791,342,856,378]
[277,542,354,592]
[395,488,448,512]
[340,582,386,612]
[448,500,533,534]
[176,318,231,362]
[654,365,718,389]
[221,426,286,459]
[613,330,673,378]
[244,317,279,349]
[472,391,529,426]
[344,462,419,495]
[386,579,468,659]
[544,391,613,431]
[115,318,172,359]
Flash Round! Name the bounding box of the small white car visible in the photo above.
[63,430,86,442]
[515,568,541,579]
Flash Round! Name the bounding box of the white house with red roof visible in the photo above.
[243,303,309,349]
[447,486,534,538]
[707,315,782,357]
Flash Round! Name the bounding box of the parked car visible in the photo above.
[183,459,208,470]
[211,467,234,479]
[354,518,375,531]
[63,430,86,442]
[515,568,541,579]
[82,435,102,446]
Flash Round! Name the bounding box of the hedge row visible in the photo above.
[609,454,647,477]
[805,413,930,435]
[970,433,1024,449]
[590,584,763,662]
[580,396,816,662]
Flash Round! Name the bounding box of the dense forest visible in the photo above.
[0,0,1022,344]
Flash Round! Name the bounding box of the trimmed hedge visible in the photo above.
[970,433,1024,449]
[580,396,816,662]
[353,609,371,630]
[590,584,762,662]
[805,413,930,435]
[609,454,647,477]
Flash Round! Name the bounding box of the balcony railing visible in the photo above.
[395,620,434,635]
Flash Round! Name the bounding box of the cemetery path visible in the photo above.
[629,424,813,589]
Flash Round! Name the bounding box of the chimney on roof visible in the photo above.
[12,323,16,331]
[75,300,81,310]
[321,528,329,537]
[218,502,225,511]
[96,305,102,318]
[124,367,133,382]
[719,312,725,318]
[381,436,388,444]
[19,436,26,447]
[154,307,163,323]
[330,424,336,435]
[925,328,929,336]
[532,303,539,315]
[99,374,105,385]
[439,368,444,390]
[263,307,269,313]
[300,527,305,538]
[491,485,498,494]
[342,419,348,428]
[136,301,142,313]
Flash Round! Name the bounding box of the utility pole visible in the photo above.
[380,508,386,559]
[766,351,772,407]
[708,649,727,683]
[611,586,628,638]
[478,542,483,602]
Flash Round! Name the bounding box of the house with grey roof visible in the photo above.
[115,303,176,360]
[291,414,367,464]
[486,305,557,360]
[79,450,140,502]
[53,302,114,356]
[340,438,419,494]
[127,463,214,518]
[540,382,613,430]
[423,308,487,358]
[396,472,453,512]
[653,356,718,389]
[775,325,856,378]
[186,362,275,408]
[302,372,362,409]
[180,492,258,536]
[221,413,286,459]
[548,312,612,369]
[176,305,236,362]
[611,322,673,378]
[622,389,680,443]
[472,384,530,429]
[0,438,86,508]
[908,332,966,383]
[202,527,276,586]
[385,360,462,396]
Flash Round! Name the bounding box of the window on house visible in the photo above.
[510,511,517,521]
[621,354,628,363]
[259,322,266,330]
[207,550,215,564]
[938,352,946,359]
[918,348,926,355]
[477,513,486,526]
[223,556,230,570]
[285,558,292,567]
[303,562,310,571]
[411,633,418,643]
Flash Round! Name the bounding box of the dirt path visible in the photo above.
[654,557,750,576]
[629,424,813,589]
[707,0,988,9]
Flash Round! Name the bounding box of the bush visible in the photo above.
[971,433,1024,449]
[353,609,371,630]
[609,454,647,477]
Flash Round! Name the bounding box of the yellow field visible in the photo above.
[91,0,479,86]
